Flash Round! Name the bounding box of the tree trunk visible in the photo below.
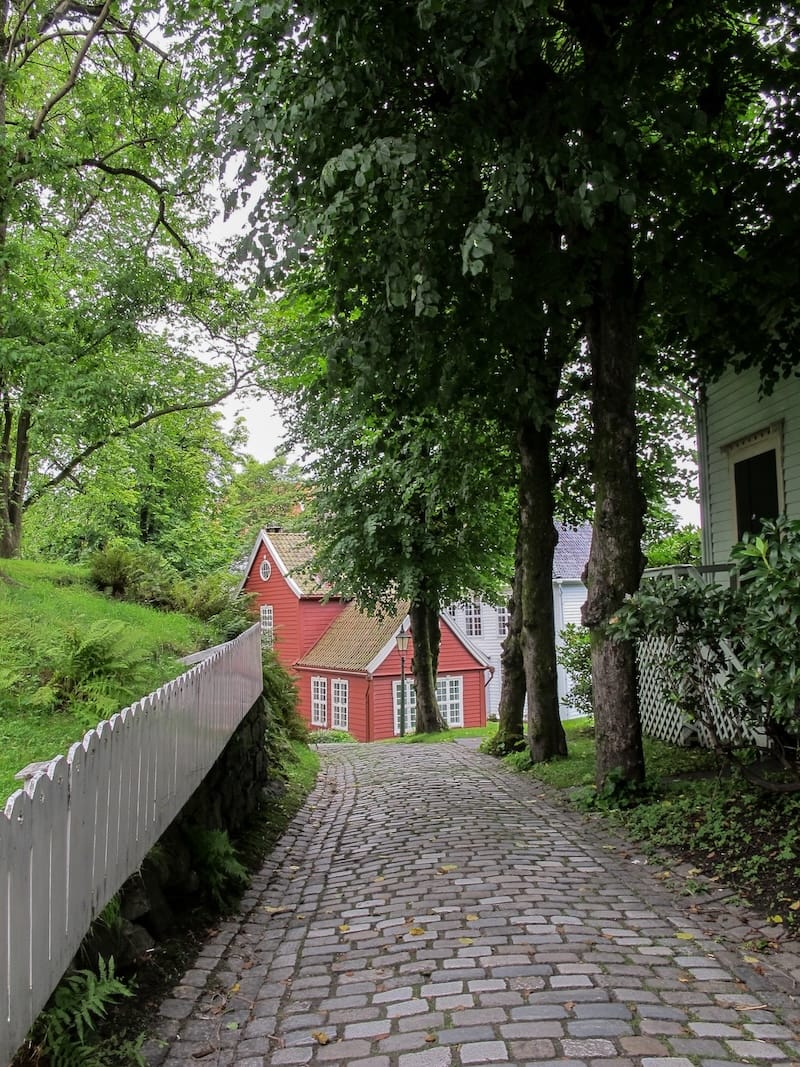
[493,528,526,753]
[409,599,448,733]
[582,212,646,788]
[0,406,29,558]
[518,416,567,762]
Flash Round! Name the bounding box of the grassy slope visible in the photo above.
[0,559,212,804]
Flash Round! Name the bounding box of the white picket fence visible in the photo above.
[0,623,263,1066]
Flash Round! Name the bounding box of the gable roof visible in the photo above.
[238,529,332,598]
[553,523,593,580]
[296,601,409,672]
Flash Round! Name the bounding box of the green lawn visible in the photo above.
[0,559,213,803]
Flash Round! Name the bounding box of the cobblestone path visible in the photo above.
[145,741,800,1066]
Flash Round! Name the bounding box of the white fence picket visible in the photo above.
[0,623,262,1066]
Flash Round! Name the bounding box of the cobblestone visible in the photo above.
[146,742,800,1066]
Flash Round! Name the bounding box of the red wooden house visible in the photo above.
[238,529,490,741]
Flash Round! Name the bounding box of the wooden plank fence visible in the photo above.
[0,623,263,1066]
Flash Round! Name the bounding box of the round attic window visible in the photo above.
[259,559,272,581]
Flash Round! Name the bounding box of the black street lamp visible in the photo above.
[396,625,411,736]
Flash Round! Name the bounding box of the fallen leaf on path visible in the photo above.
[312,1031,330,1045]
[466,914,478,921]
[339,924,350,933]
[438,864,458,873]
[425,1033,437,1043]
[675,932,695,940]
[458,937,473,945]
[409,927,426,936]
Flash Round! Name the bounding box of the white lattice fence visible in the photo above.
[0,623,263,1066]
[637,633,764,748]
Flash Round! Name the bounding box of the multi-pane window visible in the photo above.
[464,599,482,637]
[437,676,463,727]
[260,604,274,648]
[446,602,457,617]
[393,677,463,732]
[311,677,328,727]
[332,679,349,730]
[259,558,272,581]
[393,681,417,734]
[496,605,510,637]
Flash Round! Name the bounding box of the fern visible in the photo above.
[186,827,249,908]
[41,956,139,1066]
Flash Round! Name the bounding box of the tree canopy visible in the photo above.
[194,0,799,775]
[0,0,269,558]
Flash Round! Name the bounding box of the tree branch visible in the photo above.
[79,158,194,254]
[24,367,259,509]
[27,0,113,140]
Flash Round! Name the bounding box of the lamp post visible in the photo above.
[396,625,411,737]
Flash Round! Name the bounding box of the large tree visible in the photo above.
[23,408,245,573]
[280,371,517,733]
[0,1,266,558]
[204,0,800,783]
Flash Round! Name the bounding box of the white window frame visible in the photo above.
[393,677,463,731]
[723,421,784,544]
[393,680,417,735]
[496,605,510,638]
[311,677,328,727]
[464,599,482,637]
[260,604,274,648]
[437,675,463,727]
[259,558,272,581]
[331,678,349,730]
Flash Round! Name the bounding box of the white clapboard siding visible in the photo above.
[0,623,263,1067]
[702,366,800,564]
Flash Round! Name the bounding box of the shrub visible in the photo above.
[18,618,156,721]
[89,541,179,608]
[310,728,357,743]
[184,827,249,909]
[611,516,800,767]
[558,623,593,719]
[645,525,702,568]
[173,572,257,641]
[33,957,143,1067]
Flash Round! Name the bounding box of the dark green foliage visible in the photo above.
[184,828,249,909]
[4,618,156,723]
[173,573,257,642]
[558,625,593,720]
[621,778,800,926]
[262,650,308,778]
[576,767,655,811]
[611,517,800,758]
[480,731,527,758]
[89,542,180,608]
[34,957,143,1067]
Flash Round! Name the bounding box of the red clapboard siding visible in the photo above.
[241,543,301,672]
[296,669,371,741]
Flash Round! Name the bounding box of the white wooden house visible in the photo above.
[447,524,592,720]
[638,365,800,746]
[698,366,800,560]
